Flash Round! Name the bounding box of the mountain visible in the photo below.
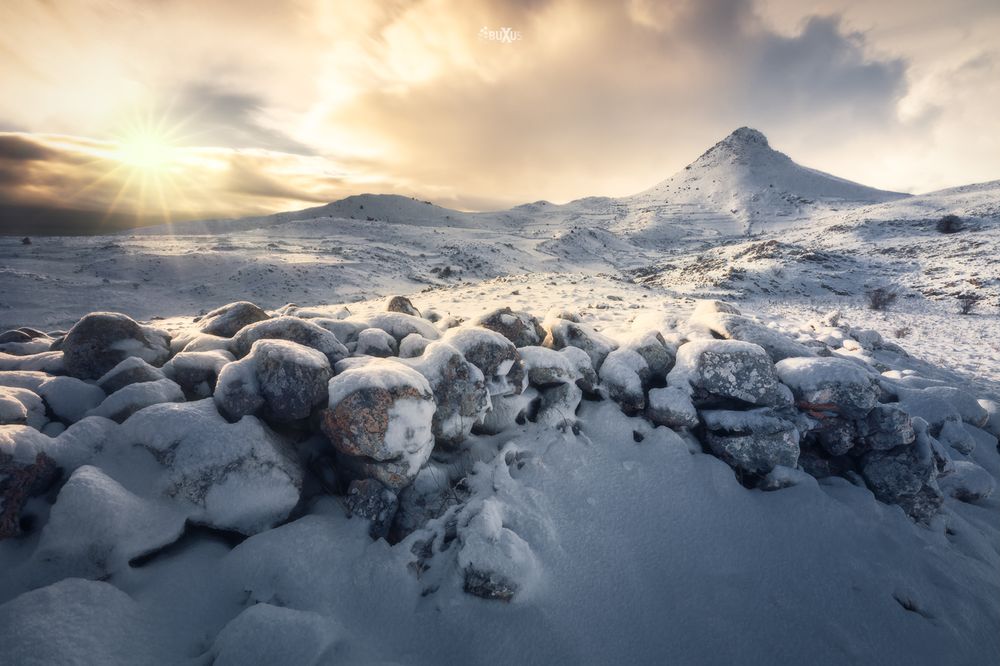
[621,127,909,236]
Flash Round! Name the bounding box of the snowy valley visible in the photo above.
[1,128,999,665]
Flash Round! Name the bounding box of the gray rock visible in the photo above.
[694,312,815,362]
[386,295,421,318]
[231,317,348,366]
[669,340,790,408]
[860,429,942,523]
[162,350,234,398]
[345,478,399,540]
[443,327,525,397]
[96,356,166,394]
[700,408,800,475]
[475,307,546,348]
[646,386,698,429]
[355,328,398,358]
[63,312,170,380]
[542,318,618,371]
[36,377,106,423]
[86,378,185,423]
[198,301,270,338]
[775,356,879,418]
[857,404,915,451]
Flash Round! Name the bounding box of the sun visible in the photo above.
[114,128,176,172]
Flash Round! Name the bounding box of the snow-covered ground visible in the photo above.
[1,128,998,665]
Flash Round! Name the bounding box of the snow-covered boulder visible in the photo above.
[978,399,1000,438]
[162,349,234,398]
[443,327,526,398]
[320,361,435,490]
[36,376,105,423]
[700,408,800,476]
[86,378,185,423]
[211,603,345,666]
[518,346,584,427]
[398,332,432,358]
[215,340,332,422]
[646,386,698,429]
[402,342,490,447]
[621,330,675,377]
[386,295,421,317]
[355,327,398,357]
[62,312,170,380]
[0,385,46,429]
[917,386,988,427]
[693,311,815,362]
[198,300,270,337]
[692,299,742,318]
[0,426,58,539]
[0,351,65,374]
[458,498,540,602]
[96,356,167,394]
[542,318,618,371]
[117,399,302,534]
[33,465,186,581]
[599,348,649,413]
[668,339,790,407]
[0,370,51,392]
[313,318,368,345]
[231,316,348,366]
[857,404,915,451]
[365,312,440,342]
[860,428,942,523]
[475,307,546,348]
[775,356,878,418]
[938,460,995,503]
[345,478,399,540]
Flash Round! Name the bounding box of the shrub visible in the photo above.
[936,214,963,233]
[957,294,979,315]
[866,287,898,311]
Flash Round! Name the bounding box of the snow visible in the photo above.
[211,603,347,666]
[327,359,431,409]
[85,377,185,423]
[36,376,105,423]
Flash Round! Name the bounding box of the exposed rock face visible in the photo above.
[669,340,790,408]
[321,362,435,490]
[386,295,421,318]
[0,446,57,539]
[62,312,170,380]
[542,318,618,371]
[345,478,399,539]
[215,340,332,422]
[231,317,348,366]
[858,405,915,451]
[198,301,270,338]
[860,427,942,523]
[701,408,800,476]
[403,342,490,447]
[475,307,546,348]
[444,327,526,398]
[775,357,878,418]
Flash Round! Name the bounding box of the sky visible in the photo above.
[1,0,999,229]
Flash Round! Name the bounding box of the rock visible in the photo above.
[622,331,675,377]
[0,386,46,429]
[692,311,815,362]
[894,387,964,430]
[560,346,599,394]
[33,465,186,580]
[312,318,368,346]
[216,340,332,422]
[692,299,742,317]
[938,461,995,503]
[36,376,106,423]
[320,361,435,490]
[345,478,399,539]
[211,603,344,666]
[0,351,65,374]
[62,312,170,379]
[117,399,302,534]
[700,408,800,476]
[775,356,878,418]
[355,328,398,358]
[0,370,51,392]
[0,434,58,539]
[96,356,167,394]
[646,386,698,429]
[198,301,270,337]
[599,348,649,413]
[398,333,432,358]
[475,307,546,347]
[532,383,581,429]
[477,391,535,434]
[162,350,234,398]
[443,327,526,397]
[857,404,915,451]
[387,295,421,318]
[860,430,942,523]
[231,317,348,366]
[365,312,440,342]
[86,378,185,423]
[457,499,538,602]
[806,417,857,456]
[0,330,32,344]
[668,340,790,408]
[402,342,490,447]
[542,318,618,371]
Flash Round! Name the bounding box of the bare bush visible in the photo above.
[866,287,898,311]
[936,214,963,234]
[958,293,979,315]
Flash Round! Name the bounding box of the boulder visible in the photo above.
[857,404,915,451]
[646,386,698,429]
[938,461,996,503]
[355,328,398,358]
[475,307,546,347]
[398,333,432,358]
[96,356,166,394]
[36,376,106,423]
[622,330,675,377]
[694,311,815,362]
[320,361,435,490]
[198,301,270,337]
[365,312,440,342]
[345,478,399,540]
[386,295,421,318]
[860,428,942,523]
[0,431,58,539]
[86,378,185,423]
[700,408,800,476]
[443,327,526,397]
[402,342,490,446]
[216,340,332,422]
[162,350,234,398]
[62,312,170,380]
[598,348,649,413]
[0,351,65,374]
[231,317,348,366]
[668,340,790,408]
[542,318,618,371]
[0,386,46,429]
[775,356,878,418]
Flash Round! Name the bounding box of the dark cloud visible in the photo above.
[0,134,56,161]
[223,153,333,201]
